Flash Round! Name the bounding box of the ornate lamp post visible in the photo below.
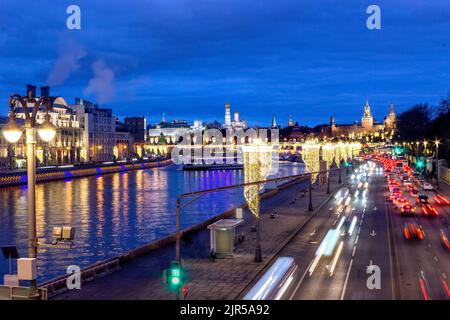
[423,140,428,156]
[2,92,57,297]
[435,139,440,187]
[242,139,273,263]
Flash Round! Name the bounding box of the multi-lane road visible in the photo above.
[255,160,450,300]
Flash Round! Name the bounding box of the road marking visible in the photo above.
[352,246,357,257]
[370,230,376,237]
[355,235,359,245]
[289,259,314,300]
[340,258,354,300]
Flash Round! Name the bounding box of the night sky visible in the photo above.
[0,0,449,126]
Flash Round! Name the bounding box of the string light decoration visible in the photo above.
[321,144,335,171]
[301,141,320,182]
[242,140,273,218]
[334,142,343,166]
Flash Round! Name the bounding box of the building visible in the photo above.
[115,120,134,160]
[125,116,147,143]
[288,115,294,127]
[328,99,396,138]
[384,103,396,130]
[271,115,277,129]
[224,101,231,128]
[148,117,190,145]
[222,101,247,129]
[71,98,116,162]
[9,85,84,166]
[124,116,147,156]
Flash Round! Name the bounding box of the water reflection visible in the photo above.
[0,163,303,282]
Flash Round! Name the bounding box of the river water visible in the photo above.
[0,162,304,282]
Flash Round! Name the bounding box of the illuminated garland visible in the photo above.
[242,144,273,218]
[301,142,320,182]
[321,144,335,171]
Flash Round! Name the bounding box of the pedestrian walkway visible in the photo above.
[55,172,347,300]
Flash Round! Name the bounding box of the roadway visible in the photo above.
[257,161,450,300]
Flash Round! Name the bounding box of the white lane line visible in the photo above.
[352,246,357,257]
[355,235,359,245]
[340,258,354,300]
[289,259,314,300]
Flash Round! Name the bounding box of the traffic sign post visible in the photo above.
[163,260,185,300]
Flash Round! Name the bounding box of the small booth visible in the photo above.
[207,218,244,257]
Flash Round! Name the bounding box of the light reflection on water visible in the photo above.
[0,162,304,282]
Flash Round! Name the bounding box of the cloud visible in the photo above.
[83,60,116,103]
[46,39,86,86]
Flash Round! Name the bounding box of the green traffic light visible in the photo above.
[171,276,180,285]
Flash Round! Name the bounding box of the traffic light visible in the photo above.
[416,159,425,169]
[164,260,184,291]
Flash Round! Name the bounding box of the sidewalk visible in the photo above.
[55,172,347,300]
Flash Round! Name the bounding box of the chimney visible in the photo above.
[26,84,36,98]
[40,86,50,98]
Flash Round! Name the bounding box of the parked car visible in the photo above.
[423,182,433,190]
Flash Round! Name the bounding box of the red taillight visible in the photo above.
[418,230,424,240]
[442,280,450,298]
[420,279,429,300]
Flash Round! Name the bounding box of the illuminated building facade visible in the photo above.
[328,99,396,139]
[72,98,116,162]
[1,85,84,168]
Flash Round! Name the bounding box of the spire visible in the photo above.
[162,112,166,123]
[390,103,394,114]
[288,115,293,127]
[271,114,277,128]
[364,98,371,118]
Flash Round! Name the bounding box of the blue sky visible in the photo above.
[0,0,449,126]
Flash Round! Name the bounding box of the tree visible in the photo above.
[396,104,431,141]
[436,92,450,116]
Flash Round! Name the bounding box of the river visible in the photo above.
[0,162,305,282]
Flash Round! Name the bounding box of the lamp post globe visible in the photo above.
[38,114,57,142]
[2,115,23,143]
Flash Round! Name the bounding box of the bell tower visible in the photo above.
[361,99,374,130]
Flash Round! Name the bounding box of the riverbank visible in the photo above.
[50,170,345,300]
[41,174,307,298]
[0,158,172,187]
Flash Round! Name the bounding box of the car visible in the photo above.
[440,229,450,250]
[434,194,450,205]
[421,204,439,216]
[400,204,415,216]
[416,194,429,205]
[410,189,419,197]
[390,193,401,202]
[423,182,433,190]
[395,197,409,209]
[404,223,425,240]
[391,187,401,194]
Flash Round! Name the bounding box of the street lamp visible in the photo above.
[2,92,57,298]
[435,139,440,187]
[423,140,428,155]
